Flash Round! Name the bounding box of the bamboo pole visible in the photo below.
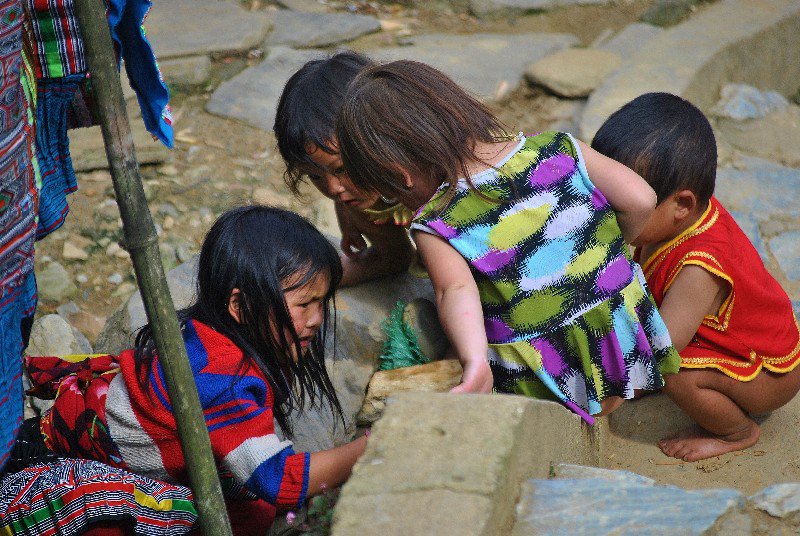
[72,1,232,534]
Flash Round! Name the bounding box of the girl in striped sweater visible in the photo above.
[25,205,368,533]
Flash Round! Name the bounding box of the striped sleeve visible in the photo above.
[202,368,310,509]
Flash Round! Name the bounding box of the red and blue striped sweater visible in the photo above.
[27,319,309,511]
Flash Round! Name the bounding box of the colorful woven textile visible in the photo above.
[26,319,311,513]
[24,0,172,147]
[0,0,36,472]
[27,352,126,467]
[635,197,800,381]
[412,132,680,423]
[107,0,173,147]
[33,72,82,238]
[0,457,197,535]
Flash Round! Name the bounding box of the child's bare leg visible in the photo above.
[660,366,800,461]
[597,396,623,416]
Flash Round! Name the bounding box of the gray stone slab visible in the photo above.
[145,0,271,58]
[712,84,789,121]
[580,0,800,140]
[275,0,330,12]
[715,156,800,222]
[206,47,324,131]
[596,22,663,58]
[525,48,620,98]
[69,122,169,171]
[551,464,656,485]
[371,33,578,101]
[769,231,800,282]
[749,483,800,519]
[715,106,800,169]
[470,0,610,18]
[265,11,380,48]
[159,55,212,86]
[513,478,745,535]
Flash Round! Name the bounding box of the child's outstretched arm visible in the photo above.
[307,435,368,495]
[414,230,493,393]
[336,202,416,287]
[577,140,657,244]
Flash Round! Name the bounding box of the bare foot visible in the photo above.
[658,421,761,462]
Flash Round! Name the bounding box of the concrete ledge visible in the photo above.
[332,392,599,536]
[580,0,800,140]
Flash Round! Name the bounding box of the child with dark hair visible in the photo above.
[25,205,368,533]
[335,60,680,421]
[592,92,800,461]
[274,51,416,286]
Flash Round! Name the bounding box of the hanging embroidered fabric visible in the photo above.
[24,0,173,239]
[0,0,37,472]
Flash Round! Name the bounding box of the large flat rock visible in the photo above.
[334,393,598,535]
[470,0,610,18]
[715,155,800,222]
[580,0,800,140]
[145,0,271,58]
[206,47,324,131]
[69,121,170,171]
[596,22,663,59]
[513,476,746,535]
[264,11,380,48]
[370,32,578,101]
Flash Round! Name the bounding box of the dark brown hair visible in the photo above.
[274,51,374,195]
[336,60,508,202]
[591,92,717,205]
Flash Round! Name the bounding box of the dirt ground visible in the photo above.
[34,0,798,494]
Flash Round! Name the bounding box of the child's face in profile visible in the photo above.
[302,141,381,211]
[280,270,331,362]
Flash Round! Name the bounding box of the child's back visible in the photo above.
[412,130,679,422]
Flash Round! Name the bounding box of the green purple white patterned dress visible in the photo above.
[412,132,680,423]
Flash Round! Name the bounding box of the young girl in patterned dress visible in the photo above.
[335,61,681,422]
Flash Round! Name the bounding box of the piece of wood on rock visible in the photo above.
[357,359,463,426]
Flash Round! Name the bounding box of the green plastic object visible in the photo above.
[379,301,431,371]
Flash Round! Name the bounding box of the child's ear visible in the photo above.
[673,190,697,221]
[228,289,243,324]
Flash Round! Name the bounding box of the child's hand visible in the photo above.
[450,356,493,394]
[341,233,368,258]
[335,201,368,258]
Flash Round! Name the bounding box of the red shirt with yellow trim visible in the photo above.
[634,197,800,381]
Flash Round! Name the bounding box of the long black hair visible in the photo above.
[274,50,374,195]
[134,205,344,437]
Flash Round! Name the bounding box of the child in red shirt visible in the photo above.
[592,92,800,461]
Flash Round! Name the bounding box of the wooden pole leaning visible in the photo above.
[72,2,233,534]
